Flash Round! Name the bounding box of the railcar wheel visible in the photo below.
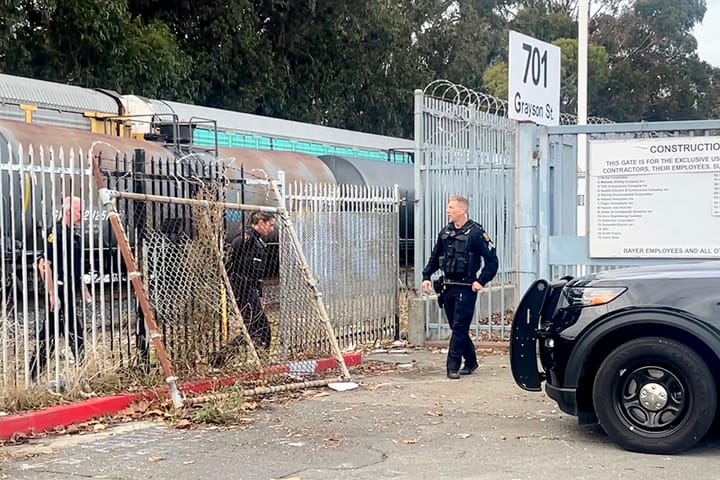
[592,336,716,454]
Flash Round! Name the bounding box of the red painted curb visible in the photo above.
[0,394,144,442]
[0,353,362,441]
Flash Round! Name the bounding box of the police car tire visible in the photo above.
[592,336,717,455]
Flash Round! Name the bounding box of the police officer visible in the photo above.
[421,195,498,379]
[212,211,276,367]
[30,196,91,381]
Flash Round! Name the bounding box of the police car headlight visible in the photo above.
[564,286,626,307]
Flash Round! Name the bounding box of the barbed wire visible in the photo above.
[423,79,614,125]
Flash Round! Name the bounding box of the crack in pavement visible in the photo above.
[12,470,98,479]
[277,445,388,479]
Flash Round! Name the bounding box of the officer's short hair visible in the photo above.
[248,211,275,226]
[449,195,469,210]
[63,196,82,212]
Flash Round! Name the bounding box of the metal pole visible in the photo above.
[186,377,345,405]
[107,190,280,213]
[91,157,184,408]
[578,0,589,125]
[577,0,590,238]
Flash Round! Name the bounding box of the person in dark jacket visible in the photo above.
[211,211,276,367]
[30,196,91,381]
[421,195,499,379]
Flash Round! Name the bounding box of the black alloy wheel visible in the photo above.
[592,336,717,454]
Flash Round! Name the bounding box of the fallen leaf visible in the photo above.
[132,400,151,413]
[148,456,164,462]
[174,419,191,429]
[66,424,81,434]
[242,401,260,411]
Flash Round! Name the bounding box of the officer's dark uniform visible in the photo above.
[422,220,498,376]
[226,226,271,350]
[30,222,85,380]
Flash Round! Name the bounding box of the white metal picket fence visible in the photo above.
[285,182,401,346]
[0,142,401,398]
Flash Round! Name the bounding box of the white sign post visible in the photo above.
[508,30,561,126]
[588,136,720,258]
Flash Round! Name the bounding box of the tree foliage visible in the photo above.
[0,0,194,100]
[0,0,718,137]
[590,0,714,121]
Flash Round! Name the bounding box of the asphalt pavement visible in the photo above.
[3,348,720,480]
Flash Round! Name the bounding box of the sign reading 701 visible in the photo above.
[508,30,561,126]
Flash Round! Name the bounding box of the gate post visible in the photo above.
[413,88,424,290]
[537,127,551,282]
[515,122,540,295]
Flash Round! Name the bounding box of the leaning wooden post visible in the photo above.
[91,154,184,408]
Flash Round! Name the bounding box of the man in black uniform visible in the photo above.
[422,195,498,379]
[219,211,276,363]
[30,196,91,381]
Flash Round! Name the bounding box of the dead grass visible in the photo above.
[191,388,252,425]
[0,359,164,414]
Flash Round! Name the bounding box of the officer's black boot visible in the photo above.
[459,363,478,375]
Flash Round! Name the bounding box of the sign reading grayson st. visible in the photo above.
[508,30,561,126]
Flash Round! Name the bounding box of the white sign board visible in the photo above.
[588,136,720,258]
[508,30,561,126]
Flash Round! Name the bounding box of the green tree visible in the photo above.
[0,0,194,100]
[591,0,715,121]
[127,0,279,111]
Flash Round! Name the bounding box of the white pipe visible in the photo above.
[578,0,589,126]
[577,0,590,239]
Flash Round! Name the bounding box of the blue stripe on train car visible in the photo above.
[192,128,413,164]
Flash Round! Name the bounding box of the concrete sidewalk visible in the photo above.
[2,348,720,480]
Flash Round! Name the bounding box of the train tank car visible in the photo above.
[318,155,415,266]
[214,146,338,241]
[0,119,184,250]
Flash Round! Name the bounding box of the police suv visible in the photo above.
[510,261,720,454]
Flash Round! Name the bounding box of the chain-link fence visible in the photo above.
[117,178,351,386]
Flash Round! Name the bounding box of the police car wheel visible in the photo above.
[592,336,716,455]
